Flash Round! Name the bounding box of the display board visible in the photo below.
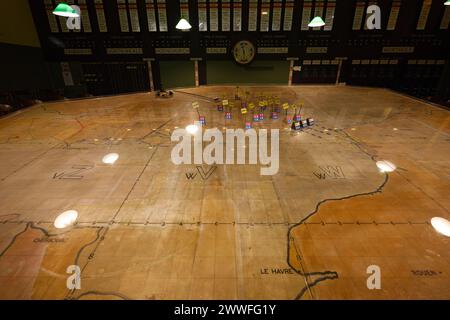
[352,1,366,30]
[387,0,401,31]
[283,0,294,31]
[159,60,195,88]
[157,0,168,32]
[146,0,157,32]
[272,0,282,31]
[417,0,432,30]
[233,0,242,31]
[301,0,313,31]
[206,60,290,84]
[198,0,208,31]
[117,0,129,32]
[95,0,108,32]
[248,0,258,31]
[260,0,270,32]
[324,0,336,31]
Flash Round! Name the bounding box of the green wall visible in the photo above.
[207,60,290,85]
[159,61,195,89]
[0,0,40,47]
[0,43,87,98]
[0,43,61,91]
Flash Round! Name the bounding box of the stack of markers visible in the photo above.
[290,103,315,131]
[192,102,206,126]
[282,103,291,124]
[241,104,249,128]
[258,100,265,121]
[271,99,279,120]
[223,99,232,119]
[274,97,281,113]
[235,86,240,100]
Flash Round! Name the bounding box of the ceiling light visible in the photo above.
[52,3,79,18]
[445,0,450,6]
[186,124,199,135]
[308,16,326,28]
[176,18,192,30]
[54,210,78,229]
[102,153,119,164]
[376,160,396,173]
[431,217,450,237]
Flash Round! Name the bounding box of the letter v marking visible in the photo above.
[196,165,217,180]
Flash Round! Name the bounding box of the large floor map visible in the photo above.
[0,86,449,299]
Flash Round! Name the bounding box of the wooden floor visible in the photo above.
[0,85,449,299]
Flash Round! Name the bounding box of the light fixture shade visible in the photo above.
[53,3,79,18]
[308,16,326,28]
[176,18,192,30]
[185,124,199,134]
[431,217,450,237]
[445,0,450,5]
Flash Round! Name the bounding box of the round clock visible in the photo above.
[233,40,256,65]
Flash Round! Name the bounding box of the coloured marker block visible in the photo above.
[242,102,247,108]
[217,104,224,111]
[199,116,206,125]
[245,122,252,129]
[307,118,315,126]
[295,114,301,122]
[301,120,308,128]
[286,116,293,124]
[271,112,278,120]
[253,114,259,122]
[292,121,302,130]
[274,106,280,113]
[225,112,232,120]
[259,113,264,121]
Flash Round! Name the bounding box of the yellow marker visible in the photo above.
[192,102,199,109]
[248,103,255,109]
[282,103,289,110]
[222,99,229,106]
[241,108,248,114]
